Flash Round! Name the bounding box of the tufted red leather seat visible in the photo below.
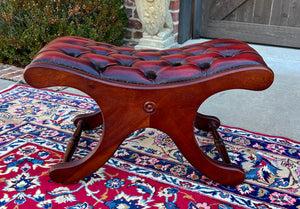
[24,36,274,186]
[31,36,268,85]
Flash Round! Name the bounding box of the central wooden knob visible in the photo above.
[143,101,157,114]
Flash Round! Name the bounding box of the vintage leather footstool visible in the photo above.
[24,36,274,186]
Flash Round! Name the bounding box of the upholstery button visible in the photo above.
[173,62,182,66]
[145,70,157,81]
[199,62,211,70]
[31,37,266,85]
[143,101,157,114]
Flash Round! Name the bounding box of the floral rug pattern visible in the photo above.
[0,85,299,209]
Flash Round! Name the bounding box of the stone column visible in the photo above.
[134,0,178,50]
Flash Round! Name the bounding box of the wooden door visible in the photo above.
[200,0,300,48]
[178,0,202,44]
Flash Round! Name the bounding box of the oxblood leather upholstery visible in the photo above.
[31,36,267,85]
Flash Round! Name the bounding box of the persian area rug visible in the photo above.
[0,85,299,209]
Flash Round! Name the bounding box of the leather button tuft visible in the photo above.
[29,36,267,85]
[199,62,210,70]
[145,70,157,81]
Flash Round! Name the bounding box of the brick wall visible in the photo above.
[124,0,180,45]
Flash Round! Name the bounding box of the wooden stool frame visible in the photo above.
[24,63,273,186]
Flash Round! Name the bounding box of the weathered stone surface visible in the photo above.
[135,0,177,49]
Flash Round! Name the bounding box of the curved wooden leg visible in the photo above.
[156,110,245,186]
[49,107,146,184]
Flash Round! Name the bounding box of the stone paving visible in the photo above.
[0,63,24,83]
[0,63,68,92]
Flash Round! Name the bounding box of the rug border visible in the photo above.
[0,83,22,94]
[221,124,299,144]
[0,84,93,99]
[3,84,298,145]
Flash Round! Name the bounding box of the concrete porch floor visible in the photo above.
[0,39,299,141]
[184,39,300,141]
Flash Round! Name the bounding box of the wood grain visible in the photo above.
[200,0,300,47]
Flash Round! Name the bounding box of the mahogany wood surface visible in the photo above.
[23,37,274,186]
